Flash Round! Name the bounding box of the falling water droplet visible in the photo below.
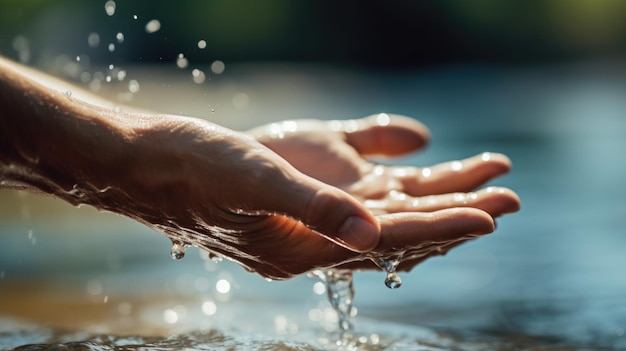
[104,0,116,16]
[371,255,403,289]
[191,68,206,84]
[170,244,185,260]
[88,32,100,48]
[384,272,402,289]
[145,19,161,34]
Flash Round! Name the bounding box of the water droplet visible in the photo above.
[170,244,185,260]
[371,256,403,289]
[145,19,161,34]
[128,79,140,93]
[210,60,225,74]
[176,53,189,69]
[384,272,402,289]
[198,40,207,49]
[163,308,178,324]
[202,300,217,315]
[192,69,206,84]
[88,32,100,48]
[215,279,231,294]
[104,0,116,16]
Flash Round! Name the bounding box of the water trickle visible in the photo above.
[170,243,186,260]
[313,270,355,342]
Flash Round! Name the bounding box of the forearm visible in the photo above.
[0,56,137,205]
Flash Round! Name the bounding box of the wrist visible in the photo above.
[0,60,135,200]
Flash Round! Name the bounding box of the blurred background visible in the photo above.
[1,1,626,350]
[2,0,626,66]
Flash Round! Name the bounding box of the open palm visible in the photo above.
[249,114,520,272]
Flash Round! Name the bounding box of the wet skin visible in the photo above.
[0,56,520,280]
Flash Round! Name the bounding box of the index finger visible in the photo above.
[341,114,430,157]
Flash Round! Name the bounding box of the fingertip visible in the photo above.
[346,114,430,156]
[439,207,495,234]
[483,186,521,214]
[480,152,513,174]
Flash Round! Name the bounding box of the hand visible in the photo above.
[0,55,518,280]
[249,114,520,272]
[111,114,506,280]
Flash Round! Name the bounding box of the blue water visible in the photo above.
[1,62,626,350]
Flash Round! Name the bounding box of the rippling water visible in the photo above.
[2,63,626,350]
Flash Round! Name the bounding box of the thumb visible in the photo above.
[256,168,381,252]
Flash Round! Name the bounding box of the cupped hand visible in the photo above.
[249,114,520,272]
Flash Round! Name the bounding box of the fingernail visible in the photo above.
[338,216,380,252]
